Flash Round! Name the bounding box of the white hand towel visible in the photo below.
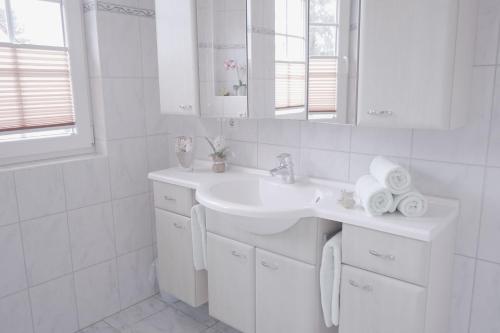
[355,175,394,216]
[320,232,342,327]
[190,204,207,271]
[370,156,412,195]
[389,190,428,217]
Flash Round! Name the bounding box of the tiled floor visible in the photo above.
[78,295,240,333]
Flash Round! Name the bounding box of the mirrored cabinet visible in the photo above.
[155,0,477,129]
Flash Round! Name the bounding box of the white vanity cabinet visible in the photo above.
[339,224,456,333]
[153,182,208,307]
[357,0,478,129]
[155,0,199,115]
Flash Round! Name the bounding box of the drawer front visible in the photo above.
[339,265,426,333]
[342,224,430,286]
[207,233,255,333]
[153,182,193,216]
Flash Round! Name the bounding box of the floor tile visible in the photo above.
[105,297,168,330]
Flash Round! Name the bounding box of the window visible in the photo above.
[275,0,307,117]
[0,0,93,164]
[308,0,338,119]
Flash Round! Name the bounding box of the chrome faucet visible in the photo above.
[270,153,295,184]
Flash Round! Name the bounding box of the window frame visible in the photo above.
[0,0,94,165]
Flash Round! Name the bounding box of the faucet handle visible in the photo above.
[276,153,293,165]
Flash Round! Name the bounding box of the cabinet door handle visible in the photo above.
[231,250,247,260]
[367,109,393,117]
[349,279,373,292]
[173,222,184,230]
[164,195,176,202]
[261,260,278,270]
[369,249,396,261]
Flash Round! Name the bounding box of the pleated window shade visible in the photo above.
[308,57,337,112]
[275,61,306,109]
[0,44,75,132]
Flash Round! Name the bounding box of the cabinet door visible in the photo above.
[339,265,426,333]
[156,0,199,115]
[357,0,457,129]
[156,209,207,307]
[207,233,255,333]
[256,249,318,333]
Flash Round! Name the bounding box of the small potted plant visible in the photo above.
[206,136,230,173]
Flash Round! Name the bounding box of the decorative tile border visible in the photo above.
[198,42,246,50]
[249,26,275,35]
[83,0,155,18]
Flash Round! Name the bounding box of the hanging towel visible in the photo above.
[190,204,207,271]
[370,156,412,195]
[320,232,342,327]
[389,190,428,217]
[355,175,394,216]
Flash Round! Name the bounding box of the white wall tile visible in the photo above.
[300,149,350,181]
[226,140,258,167]
[474,0,500,65]
[68,203,115,271]
[348,153,410,184]
[97,11,142,77]
[411,160,485,257]
[21,213,72,286]
[412,67,494,165]
[63,157,111,210]
[117,246,155,308]
[139,17,159,78]
[487,67,500,167]
[102,78,146,140]
[350,127,412,157]
[222,119,259,142]
[0,291,33,333]
[258,119,301,147]
[470,260,500,333]
[108,137,149,199]
[30,275,78,333]
[15,165,66,221]
[74,260,121,328]
[477,167,500,263]
[0,172,18,226]
[146,134,170,172]
[144,78,169,135]
[300,122,351,152]
[0,224,27,298]
[113,193,153,255]
[448,255,476,333]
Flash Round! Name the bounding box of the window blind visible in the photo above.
[308,57,337,112]
[275,61,306,109]
[0,44,75,132]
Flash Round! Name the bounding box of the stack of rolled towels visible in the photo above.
[355,156,428,217]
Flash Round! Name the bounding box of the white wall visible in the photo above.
[166,1,500,332]
[0,1,168,332]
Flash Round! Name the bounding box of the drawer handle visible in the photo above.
[261,260,278,270]
[231,250,247,260]
[173,222,184,229]
[369,249,396,261]
[349,279,373,292]
[164,195,177,202]
[367,109,393,117]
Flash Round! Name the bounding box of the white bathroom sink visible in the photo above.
[196,175,322,234]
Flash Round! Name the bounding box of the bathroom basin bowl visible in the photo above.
[195,175,322,234]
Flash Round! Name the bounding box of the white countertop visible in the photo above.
[148,162,459,242]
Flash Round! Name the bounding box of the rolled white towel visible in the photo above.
[389,190,428,217]
[370,156,412,195]
[355,175,394,216]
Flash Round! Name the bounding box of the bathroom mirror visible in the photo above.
[196,0,249,118]
[274,0,354,122]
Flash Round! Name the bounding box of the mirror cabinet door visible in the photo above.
[197,0,249,118]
